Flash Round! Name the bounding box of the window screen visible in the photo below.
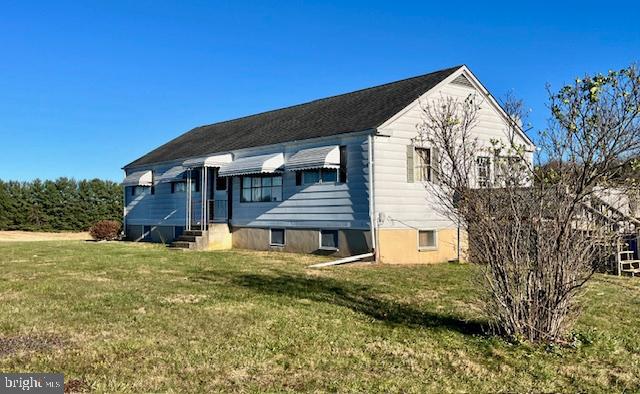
[270,228,285,246]
[418,230,437,249]
[240,175,283,202]
[302,169,338,184]
[415,148,432,182]
[320,230,339,249]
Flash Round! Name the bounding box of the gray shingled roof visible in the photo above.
[125,65,462,168]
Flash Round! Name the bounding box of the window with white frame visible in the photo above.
[415,147,432,182]
[241,174,283,202]
[270,228,285,246]
[477,156,491,187]
[418,229,437,250]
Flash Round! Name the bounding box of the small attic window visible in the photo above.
[451,74,474,88]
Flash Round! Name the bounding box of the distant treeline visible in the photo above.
[0,178,123,231]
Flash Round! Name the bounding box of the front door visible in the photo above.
[213,173,228,221]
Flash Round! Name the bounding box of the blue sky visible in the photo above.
[0,1,638,181]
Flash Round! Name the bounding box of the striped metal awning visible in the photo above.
[183,153,233,168]
[155,165,186,184]
[285,145,340,171]
[122,170,153,186]
[218,153,284,177]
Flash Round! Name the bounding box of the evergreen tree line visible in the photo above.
[0,178,123,231]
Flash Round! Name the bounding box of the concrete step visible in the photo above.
[184,230,205,237]
[177,235,198,242]
[170,229,210,250]
[171,241,195,249]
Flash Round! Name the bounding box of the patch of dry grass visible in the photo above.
[0,241,637,392]
[0,231,90,242]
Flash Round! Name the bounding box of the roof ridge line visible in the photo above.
[191,65,464,130]
[124,64,465,168]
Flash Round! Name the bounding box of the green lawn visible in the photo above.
[0,241,638,392]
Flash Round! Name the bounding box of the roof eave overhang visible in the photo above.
[122,128,377,171]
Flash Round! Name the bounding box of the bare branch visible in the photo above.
[416,65,640,342]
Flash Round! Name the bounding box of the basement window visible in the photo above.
[319,229,339,250]
[270,228,285,246]
[418,229,437,250]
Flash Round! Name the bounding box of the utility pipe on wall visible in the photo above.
[122,170,127,238]
[367,133,377,262]
[186,169,192,231]
[201,168,205,230]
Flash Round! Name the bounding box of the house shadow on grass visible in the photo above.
[225,271,488,337]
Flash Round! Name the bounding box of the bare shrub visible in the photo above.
[89,220,121,241]
[417,66,640,342]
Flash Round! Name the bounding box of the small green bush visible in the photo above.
[89,220,121,241]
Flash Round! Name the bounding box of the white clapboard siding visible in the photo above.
[373,70,533,230]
